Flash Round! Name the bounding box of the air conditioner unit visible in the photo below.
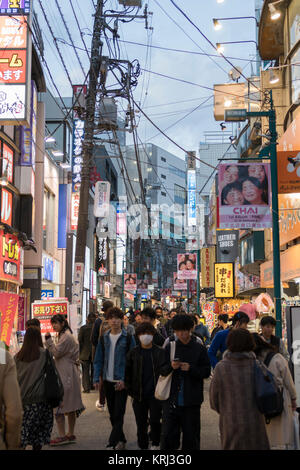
[118,0,142,6]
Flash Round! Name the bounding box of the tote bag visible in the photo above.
[155,341,176,401]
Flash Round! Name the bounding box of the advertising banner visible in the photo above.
[20,80,37,167]
[32,299,69,335]
[215,263,234,298]
[137,279,148,294]
[1,187,12,225]
[72,119,84,192]
[177,253,197,280]
[187,170,196,226]
[124,274,137,291]
[0,229,23,284]
[279,193,300,245]
[201,247,216,288]
[218,163,272,229]
[0,292,18,346]
[71,192,80,231]
[72,262,84,307]
[277,112,300,193]
[216,229,239,262]
[0,1,31,15]
[173,272,187,290]
[2,142,13,182]
[94,181,111,218]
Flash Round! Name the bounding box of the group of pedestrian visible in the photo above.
[0,302,298,451]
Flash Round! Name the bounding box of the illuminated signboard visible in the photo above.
[0,1,31,15]
[71,192,80,231]
[0,15,31,125]
[214,262,235,298]
[1,187,12,225]
[2,142,13,182]
[72,119,84,192]
[0,229,23,284]
[187,170,196,226]
[32,299,69,335]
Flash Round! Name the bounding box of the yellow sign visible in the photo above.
[215,263,234,298]
[201,247,215,288]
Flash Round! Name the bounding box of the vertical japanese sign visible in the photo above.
[177,253,197,280]
[187,170,196,226]
[218,163,272,229]
[214,263,235,298]
[0,14,31,124]
[20,80,37,168]
[2,142,13,182]
[201,247,216,288]
[1,187,12,225]
[94,181,110,217]
[0,292,19,346]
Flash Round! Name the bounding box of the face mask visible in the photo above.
[139,334,153,346]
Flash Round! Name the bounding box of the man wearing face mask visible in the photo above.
[125,322,168,450]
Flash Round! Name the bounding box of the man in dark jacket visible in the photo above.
[138,308,165,346]
[160,315,211,450]
[78,313,96,393]
[125,322,168,450]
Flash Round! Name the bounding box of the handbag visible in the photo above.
[154,341,176,401]
[44,349,64,408]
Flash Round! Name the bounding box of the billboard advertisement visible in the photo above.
[124,273,137,291]
[94,181,111,218]
[32,299,69,335]
[173,272,187,290]
[0,292,19,346]
[214,263,235,298]
[177,253,197,280]
[137,279,148,294]
[216,229,239,262]
[187,170,196,226]
[218,163,272,229]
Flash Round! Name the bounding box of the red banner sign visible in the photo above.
[0,229,22,284]
[0,292,19,346]
[32,299,69,334]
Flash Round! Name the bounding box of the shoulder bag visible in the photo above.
[154,341,176,401]
[44,349,64,408]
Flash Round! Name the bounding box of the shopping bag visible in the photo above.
[155,341,176,401]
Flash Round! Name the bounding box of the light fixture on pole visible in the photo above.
[213,16,259,30]
[216,0,224,3]
[216,40,258,54]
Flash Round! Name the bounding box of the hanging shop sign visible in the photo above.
[104,281,110,299]
[0,229,22,284]
[200,247,216,288]
[218,163,271,229]
[173,272,187,290]
[279,193,300,245]
[277,112,300,193]
[0,1,31,15]
[20,80,37,168]
[0,292,19,346]
[32,299,69,335]
[0,15,31,125]
[72,262,84,308]
[124,273,137,291]
[137,279,148,294]
[70,192,80,231]
[72,119,84,192]
[177,253,197,280]
[94,181,110,218]
[216,229,239,263]
[2,142,13,182]
[187,169,196,226]
[1,187,12,225]
[214,262,235,298]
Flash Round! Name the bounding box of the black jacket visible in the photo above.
[125,344,168,402]
[161,336,211,407]
[78,323,94,360]
[91,318,102,347]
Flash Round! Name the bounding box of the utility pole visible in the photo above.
[72,0,104,314]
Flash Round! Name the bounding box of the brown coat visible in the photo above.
[0,350,23,449]
[45,331,84,414]
[209,350,270,450]
[258,350,297,448]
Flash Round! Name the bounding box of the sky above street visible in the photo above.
[34,0,261,159]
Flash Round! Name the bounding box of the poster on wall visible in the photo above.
[218,163,272,229]
[124,274,137,291]
[32,299,69,335]
[177,253,197,280]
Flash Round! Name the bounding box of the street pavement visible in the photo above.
[44,379,221,451]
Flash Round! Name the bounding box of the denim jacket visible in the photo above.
[93,329,136,383]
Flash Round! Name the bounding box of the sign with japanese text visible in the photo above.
[218,163,272,229]
[20,81,37,167]
[94,181,110,218]
[71,192,80,231]
[124,273,137,291]
[0,229,23,284]
[0,1,31,15]
[2,142,13,182]
[72,119,84,192]
[32,299,69,335]
[0,15,31,125]
[201,247,216,288]
[187,170,196,226]
[0,292,18,346]
[214,263,235,298]
[1,187,12,225]
[177,253,197,280]
[72,262,84,307]
[216,229,239,263]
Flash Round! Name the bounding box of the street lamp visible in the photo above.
[213,16,259,30]
[216,40,258,54]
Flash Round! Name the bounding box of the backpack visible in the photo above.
[253,353,284,424]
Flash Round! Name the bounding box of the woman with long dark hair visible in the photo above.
[45,314,84,446]
[15,327,54,450]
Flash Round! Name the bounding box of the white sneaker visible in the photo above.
[150,445,160,450]
[115,441,126,450]
[95,400,105,411]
